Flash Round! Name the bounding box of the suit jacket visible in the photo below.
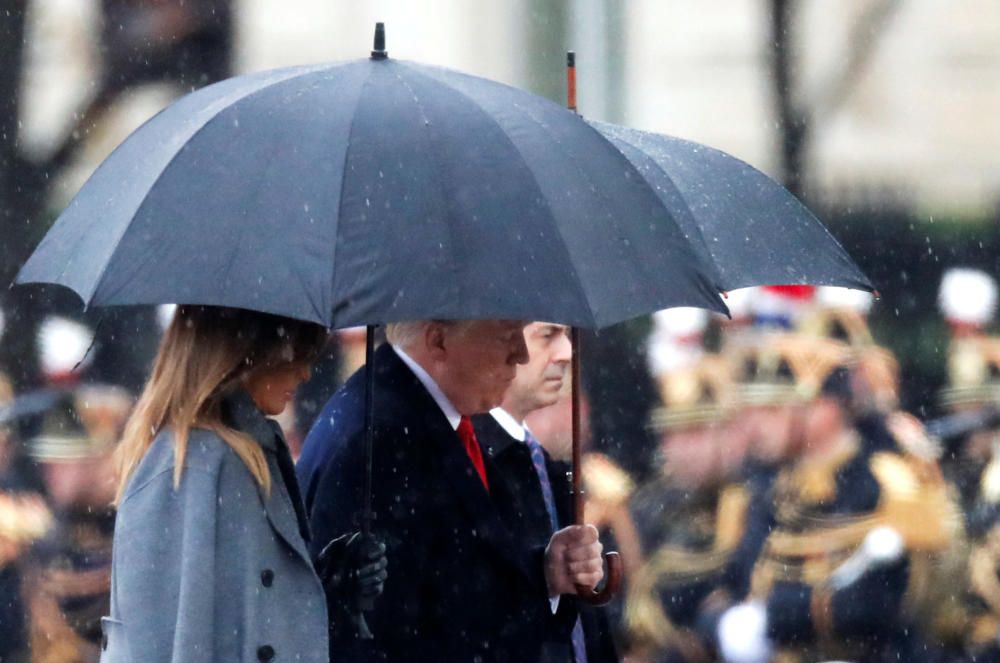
[474,414,619,663]
[297,345,574,662]
[101,391,328,663]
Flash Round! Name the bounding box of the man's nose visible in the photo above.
[552,332,573,364]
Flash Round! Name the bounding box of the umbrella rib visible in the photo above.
[390,68,472,312]
[88,64,342,305]
[507,100,716,321]
[329,65,378,328]
[596,122,870,291]
[591,124,727,289]
[397,63,598,327]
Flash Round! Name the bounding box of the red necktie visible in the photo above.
[457,416,490,492]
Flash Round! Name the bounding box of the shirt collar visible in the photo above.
[392,344,461,431]
[489,407,526,442]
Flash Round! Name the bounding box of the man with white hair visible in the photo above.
[297,319,605,662]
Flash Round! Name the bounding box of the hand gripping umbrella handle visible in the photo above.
[570,327,624,607]
[574,551,622,606]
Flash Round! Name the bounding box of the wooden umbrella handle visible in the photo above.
[575,551,622,606]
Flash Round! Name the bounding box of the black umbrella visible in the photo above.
[16,26,740,615]
[588,119,871,292]
[16,35,726,329]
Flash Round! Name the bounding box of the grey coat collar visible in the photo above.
[221,389,280,452]
[220,389,313,556]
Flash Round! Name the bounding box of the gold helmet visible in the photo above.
[650,355,735,432]
[939,336,1000,409]
[798,287,899,411]
[28,385,132,462]
[733,333,844,407]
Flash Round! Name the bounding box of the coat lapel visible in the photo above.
[222,391,314,565]
[434,426,536,584]
[381,348,538,586]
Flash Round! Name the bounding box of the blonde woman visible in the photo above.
[99,306,385,663]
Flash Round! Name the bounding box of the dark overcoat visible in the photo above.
[297,345,574,662]
[474,414,620,663]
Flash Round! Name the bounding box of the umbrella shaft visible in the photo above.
[571,327,584,524]
[363,325,376,535]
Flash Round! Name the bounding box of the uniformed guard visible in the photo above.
[800,285,973,654]
[21,385,131,663]
[932,269,1000,659]
[626,354,743,662]
[718,335,959,662]
[0,369,56,661]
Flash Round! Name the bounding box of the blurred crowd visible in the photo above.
[577,270,1000,663]
[3,269,1000,662]
[2,4,1000,661]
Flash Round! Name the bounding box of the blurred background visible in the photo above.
[3,0,999,416]
[1,2,999,661]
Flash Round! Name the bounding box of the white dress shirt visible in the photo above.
[392,344,461,431]
[489,407,526,442]
[489,408,562,609]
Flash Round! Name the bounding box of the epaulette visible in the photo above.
[582,453,634,507]
[870,452,959,552]
[715,484,749,551]
[0,492,53,566]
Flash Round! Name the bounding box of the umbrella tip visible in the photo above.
[371,22,388,60]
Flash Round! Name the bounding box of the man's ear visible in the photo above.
[425,322,448,361]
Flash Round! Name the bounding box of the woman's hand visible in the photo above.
[317,532,388,639]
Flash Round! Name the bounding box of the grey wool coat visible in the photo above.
[100,391,329,663]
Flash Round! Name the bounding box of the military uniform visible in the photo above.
[744,336,959,662]
[800,291,971,654]
[626,356,743,662]
[19,386,131,663]
[1,370,55,662]
[935,334,1000,659]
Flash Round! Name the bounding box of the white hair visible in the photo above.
[385,321,430,349]
[384,320,478,350]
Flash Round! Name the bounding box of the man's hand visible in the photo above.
[544,524,604,596]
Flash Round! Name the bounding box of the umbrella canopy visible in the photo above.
[17,58,728,329]
[590,120,872,293]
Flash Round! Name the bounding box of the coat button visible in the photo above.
[257,645,275,661]
[260,569,274,587]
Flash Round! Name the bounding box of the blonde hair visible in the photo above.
[115,306,327,504]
